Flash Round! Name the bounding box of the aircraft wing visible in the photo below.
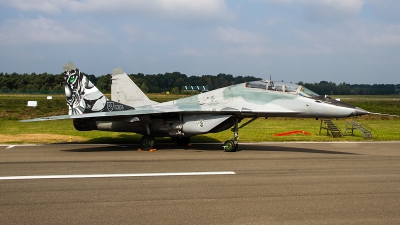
[21,108,166,122]
[21,104,300,122]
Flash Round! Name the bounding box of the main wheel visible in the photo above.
[223,140,236,152]
[140,135,156,150]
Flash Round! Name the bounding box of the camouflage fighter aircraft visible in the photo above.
[22,62,370,151]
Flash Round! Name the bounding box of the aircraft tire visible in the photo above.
[140,135,156,150]
[224,140,236,152]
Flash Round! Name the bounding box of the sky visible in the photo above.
[0,0,400,84]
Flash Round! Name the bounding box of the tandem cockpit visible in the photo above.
[245,80,320,98]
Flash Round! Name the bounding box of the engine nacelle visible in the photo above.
[182,114,232,134]
[158,114,232,135]
[73,119,97,131]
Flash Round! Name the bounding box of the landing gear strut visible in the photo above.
[223,117,239,152]
[140,123,156,150]
[223,117,259,152]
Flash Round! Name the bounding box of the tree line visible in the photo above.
[0,72,398,95]
[0,72,259,94]
[299,81,399,95]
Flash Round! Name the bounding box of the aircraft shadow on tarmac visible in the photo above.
[62,134,359,155]
[61,143,360,155]
[79,134,221,145]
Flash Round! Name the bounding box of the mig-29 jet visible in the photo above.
[22,62,369,151]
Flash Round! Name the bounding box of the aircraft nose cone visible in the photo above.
[353,107,370,116]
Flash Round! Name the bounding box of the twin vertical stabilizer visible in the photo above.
[111,68,158,107]
[63,62,133,115]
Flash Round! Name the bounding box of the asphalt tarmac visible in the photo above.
[1,142,400,224]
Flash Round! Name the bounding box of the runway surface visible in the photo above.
[1,142,400,224]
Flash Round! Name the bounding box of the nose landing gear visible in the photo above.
[223,140,238,152]
[223,117,259,152]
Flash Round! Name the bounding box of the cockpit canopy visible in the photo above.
[245,80,320,98]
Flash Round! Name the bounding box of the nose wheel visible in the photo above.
[223,140,238,152]
[223,117,240,152]
[223,117,259,152]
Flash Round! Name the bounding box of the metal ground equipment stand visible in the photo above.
[343,119,377,139]
[319,118,342,138]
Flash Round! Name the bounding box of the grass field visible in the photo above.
[1,94,399,144]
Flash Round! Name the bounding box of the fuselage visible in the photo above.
[72,80,368,137]
[155,80,368,119]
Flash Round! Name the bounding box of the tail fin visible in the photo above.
[111,68,158,107]
[63,62,133,115]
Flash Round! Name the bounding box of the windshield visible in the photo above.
[245,80,298,94]
[245,81,267,89]
[245,80,320,98]
[298,87,320,98]
[272,82,299,93]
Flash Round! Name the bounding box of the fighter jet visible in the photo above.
[22,62,369,151]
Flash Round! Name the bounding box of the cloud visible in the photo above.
[0,16,110,45]
[214,27,273,56]
[71,0,232,21]
[0,0,69,13]
[224,46,275,56]
[216,27,269,45]
[361,24,400,46]
[119,24,142,42]
[303,0,364,22]
[281,44,333,56]
[146,32,174,43]
[367,34,400,46]
[119,24,174,43]
[265,0,364,22]
[363,0,400,22]
[0,0,234,23]
[170,46,203,57]
[215,26,337,57]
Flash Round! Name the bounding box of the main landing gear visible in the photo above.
[140,123,156,150]
[140,135,156,150]
[223,117,259,152]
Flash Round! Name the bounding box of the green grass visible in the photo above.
[0,93,190,120]
[1,94,399,144]
[1,117,399,144]
[331,95,400,115]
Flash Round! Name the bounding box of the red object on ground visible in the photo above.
[274,130,311,136]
